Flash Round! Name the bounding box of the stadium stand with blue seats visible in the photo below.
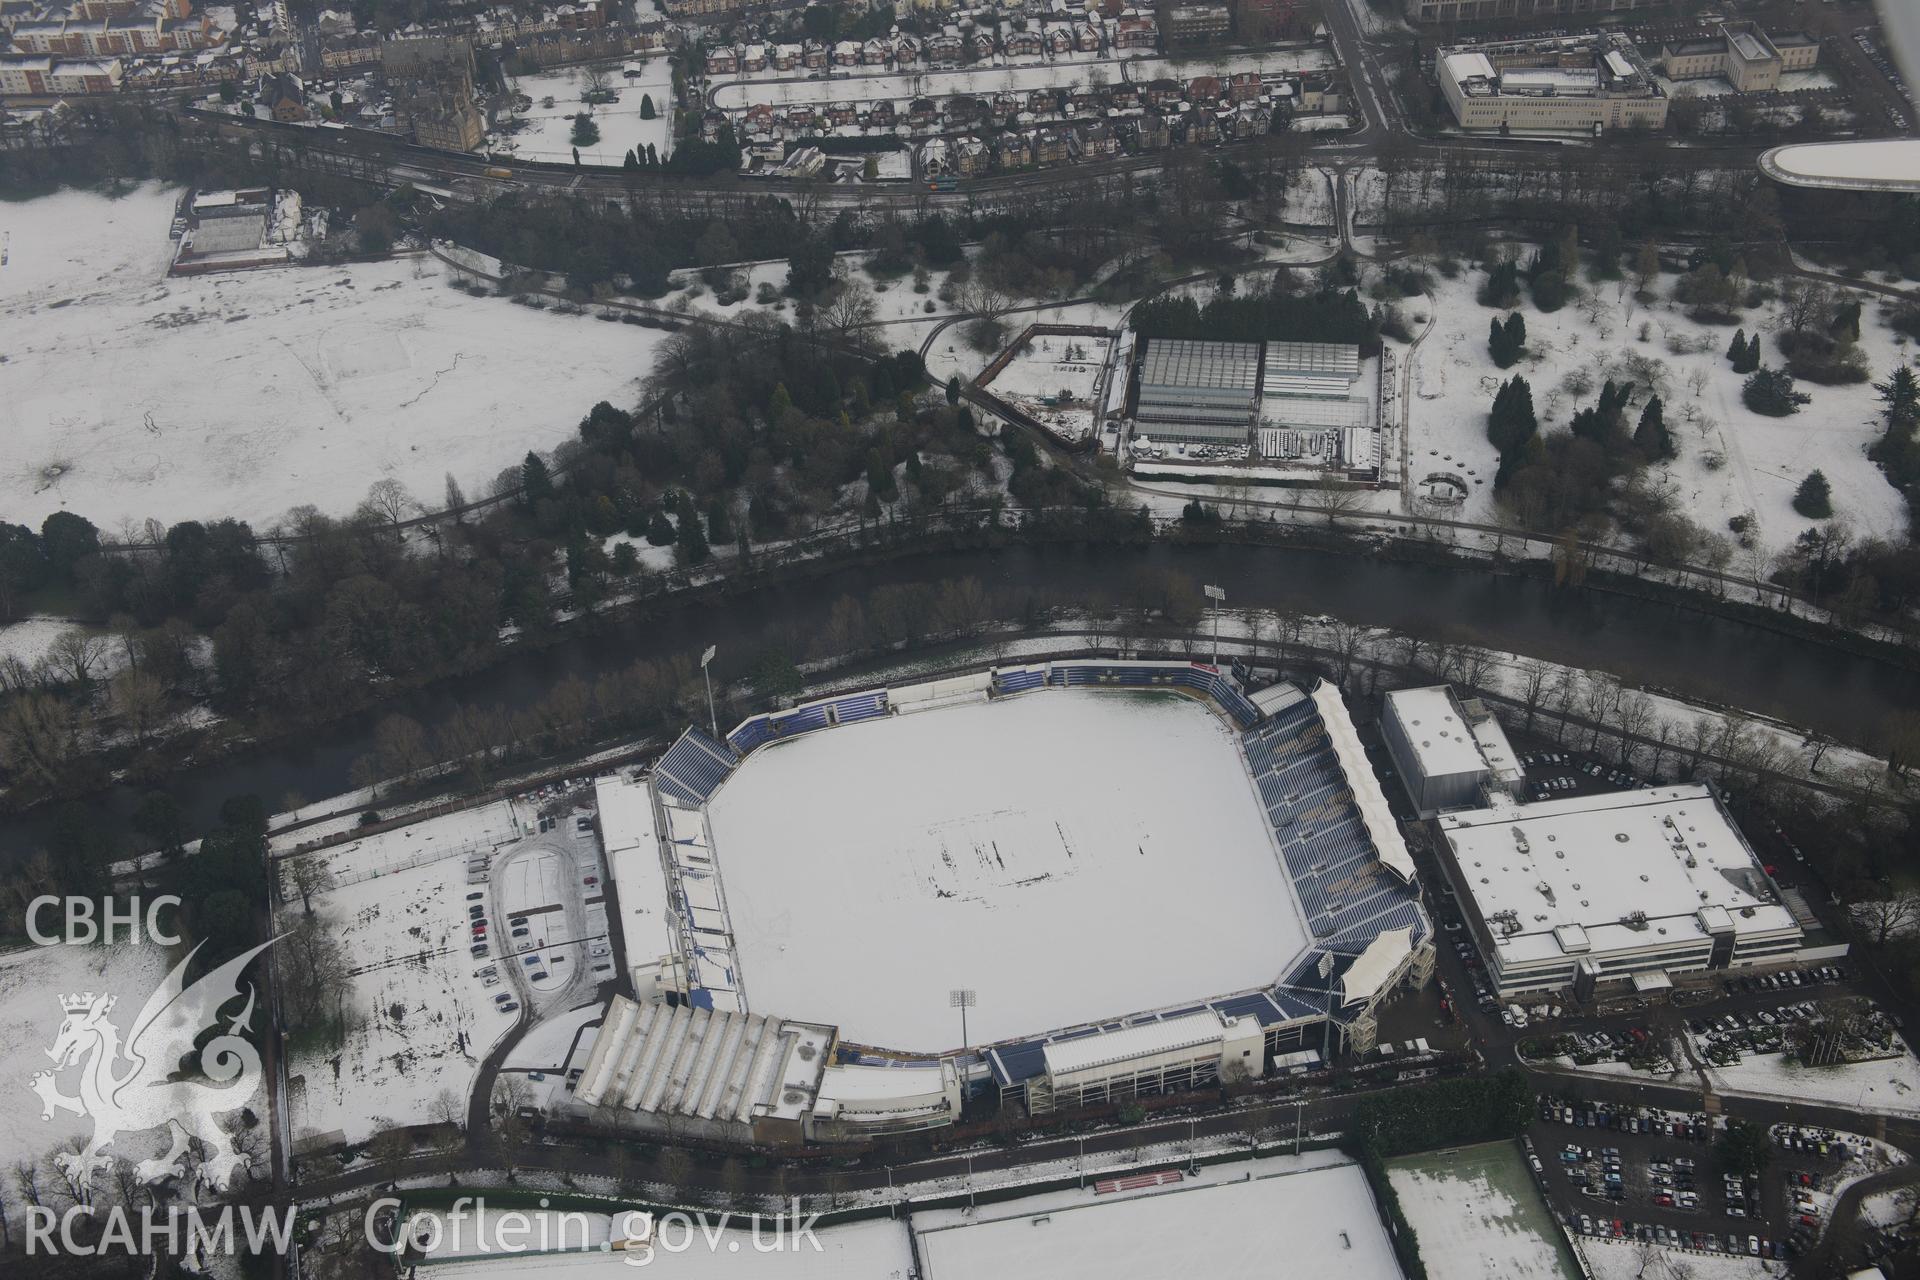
[992,665,1048,695]
[654,728,737,804]
[828,691,888,724]
[727,715,774,755]
[654,774,702,807]
[769,703,831,737]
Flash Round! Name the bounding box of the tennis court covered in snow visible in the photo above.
[703,688,1308,1051]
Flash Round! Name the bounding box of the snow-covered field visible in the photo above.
[493,58,675,165]
[282,803,526,1146]
[0,183,662,529]
[1705,1046,1920,1117]
[983,330,1113,441]
[704,689,1305,1050]
[709,47,1337,112]
[1398,262,1909,557]
[416,1214,913,1278]
[502,999,604,1071]
[1387,1142,1580,1280]
[916,1152,1400,1279]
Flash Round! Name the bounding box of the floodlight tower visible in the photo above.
[1204,583,1226,666]
[701,644,718,738]
[950,988,977,1048]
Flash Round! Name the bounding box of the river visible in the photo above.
[6,542,1915,860]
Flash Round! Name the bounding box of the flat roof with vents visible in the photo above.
[1438,785,1800,968]
[1384,686,1485,779]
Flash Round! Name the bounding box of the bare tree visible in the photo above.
[431,1088,465,1131]
[1326,621,1366,687]
[1306,482,1367,525]
[277,915,352,1038]
[0,693,83,791]
[1772,278,1835,334]
[45,629,111,689]
[111,667,169,746]
[1517,659,1552,731]
[958,277,1016,349]
[282,855,336,916]
[820,273,878,338]
[374,713,434,783]
[1850,893,1920,947]
[657,1145,694,1190]
[362,478,418,531]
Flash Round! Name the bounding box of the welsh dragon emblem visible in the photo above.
[30,939,276,1201]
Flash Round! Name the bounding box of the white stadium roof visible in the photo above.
[1310,683,1417,884]
[1042,1011,1227,1078]
[1341,926,1413,1007]
[1760,140,1920,193]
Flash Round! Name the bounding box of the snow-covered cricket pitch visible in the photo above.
[703,689,1307,1050]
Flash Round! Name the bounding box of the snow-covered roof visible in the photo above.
[1384,686,1484,779]
[1760,140,1920,194]
[1438,785,1801,967]
[1441,51,1494,84]
[1499,67,1600,95]
[1042,1011,1226,1077]
[814,1060,956,1120]
[1249,682,1306,716]
[571,995,835,1125]
[1309,683,1416,883]
[1340,926,1412,1006]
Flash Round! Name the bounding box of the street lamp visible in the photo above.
[950,988,977,1048]
[1203,584,1225,667]
[1319,950,1337,1066]
[700,645,718,738]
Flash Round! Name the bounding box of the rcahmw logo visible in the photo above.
[28,925,276,1206]
[26,894,183,946]
[26,1204,297,1260]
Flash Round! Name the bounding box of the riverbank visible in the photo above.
[6,516,1918,862]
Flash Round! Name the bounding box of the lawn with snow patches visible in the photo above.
[492,58,675,165]
[280,804,526,1146]
[0,941,170,1177]
[915,1153,1402,1280]
[663,252,963,327]
[1387,1141,1580,1280]
[1397,262,1909,557]
[1578,1238,1777,1280]
[1704,1045,1920,1117]
[0,183,663,529]
[704,689,1305,1051]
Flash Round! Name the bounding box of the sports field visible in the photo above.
[1386,1141,1581,1280]
[704,689,1307,1049]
